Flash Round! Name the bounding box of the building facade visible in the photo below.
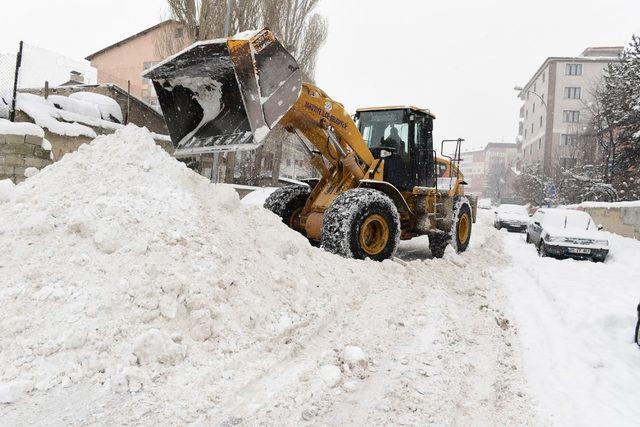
[517,46,623,175]
[86,20,186,108]
[459,142,519,199]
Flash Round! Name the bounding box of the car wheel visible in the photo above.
[538,241,547,257]
[525,232,531,243]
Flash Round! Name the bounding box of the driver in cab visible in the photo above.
[381,126,406,160]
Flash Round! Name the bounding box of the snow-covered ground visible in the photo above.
[0,126,639,425]
[495,217,640,425]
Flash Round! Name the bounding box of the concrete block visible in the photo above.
[14,144,35,157]
[0,144,15,154]
[6,134,25,145]
[33,147,50,159]
[23,157,43,168]
[0,165,15,175]
[13,166,26,177]
[24,135,43,146]
[3,154,24,166]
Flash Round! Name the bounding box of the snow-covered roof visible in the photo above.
[520,47,623,93]
[85,20,179,61]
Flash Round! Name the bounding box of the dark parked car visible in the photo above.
[526,208,609,262]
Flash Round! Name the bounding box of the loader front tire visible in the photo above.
[264,185,310,230]
[451,197,473,253]
[321,189,400,261]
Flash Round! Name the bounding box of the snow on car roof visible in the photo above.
[539,208,596,230]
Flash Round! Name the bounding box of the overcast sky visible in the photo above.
[2,0,640,151]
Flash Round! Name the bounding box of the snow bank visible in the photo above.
[0,126,402,417]
[0,118,44,138]
[497,227,640,425]
[579,200,640,209]
[69,92,123,123]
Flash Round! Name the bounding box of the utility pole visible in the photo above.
[221,0,236,184]
[224,0,233,37]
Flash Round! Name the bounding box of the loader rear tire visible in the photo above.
[264,185,310,230]
[321,189,400,261]
[429,233,449,259]
[451,197,472,253]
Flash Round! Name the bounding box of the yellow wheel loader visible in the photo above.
[144,29,477,261]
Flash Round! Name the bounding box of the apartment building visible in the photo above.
[516,46,623,174]
[459,142,519,198]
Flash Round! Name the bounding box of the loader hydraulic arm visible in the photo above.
[279,83,375,181]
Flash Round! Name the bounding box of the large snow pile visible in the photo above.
[0,126,403,415]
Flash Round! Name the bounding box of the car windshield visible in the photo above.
[498,204,528,215]
[542,210,597,230]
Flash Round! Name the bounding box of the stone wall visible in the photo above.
[0,132,52,184]
[14,111,173,162]
[580,205,640,240]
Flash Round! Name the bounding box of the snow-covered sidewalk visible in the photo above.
[495,217,640,426]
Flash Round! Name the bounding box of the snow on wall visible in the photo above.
[0,118,44,138]
[69,92,123,123]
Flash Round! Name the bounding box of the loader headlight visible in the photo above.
[545,235,560,243]
[595,239,608,246]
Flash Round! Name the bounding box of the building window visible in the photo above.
[175,28,184,39]
[529,145,532,155]
[538,139,542,150]
[561,158,577,169]
[539,116,543,127]
[564,87,582,99]
[561,134,578,145]
[524,128,527,138]
[563,110,580,123]
[534,82,537,92]
[532,102,536,113]
[531,123,534,133]
[566,64,582,76]
[525,109,528,119]
[542,72,546,83]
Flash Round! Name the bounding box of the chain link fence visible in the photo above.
[0,42,22,121]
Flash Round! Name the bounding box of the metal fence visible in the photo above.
[0,41,23,121]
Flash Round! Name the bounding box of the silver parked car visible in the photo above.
[526,208,609,262]
[494,204,531,232]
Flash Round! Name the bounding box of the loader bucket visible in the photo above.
[143,29,302,155]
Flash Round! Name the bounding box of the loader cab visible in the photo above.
[355,106,435,191]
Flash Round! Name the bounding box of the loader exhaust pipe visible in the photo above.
[143,29,303,156]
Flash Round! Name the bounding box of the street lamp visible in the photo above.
[514,86,547,109]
